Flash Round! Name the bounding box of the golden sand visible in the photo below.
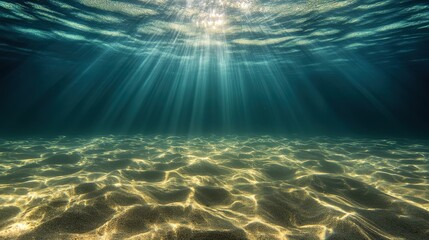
[0,135,428,239]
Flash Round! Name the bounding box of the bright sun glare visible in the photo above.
[191,0,253,32]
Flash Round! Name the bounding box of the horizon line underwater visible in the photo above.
[1,0,429,239]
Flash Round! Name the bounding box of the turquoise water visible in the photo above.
[0,0,429,239]
[1,0,428,135]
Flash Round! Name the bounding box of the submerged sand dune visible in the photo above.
[0,135,428,239]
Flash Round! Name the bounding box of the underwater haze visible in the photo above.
[1,0,429,239]
[0,0,428,135]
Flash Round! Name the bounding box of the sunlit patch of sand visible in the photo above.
[0,135,428,239]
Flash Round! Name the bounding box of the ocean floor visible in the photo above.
[0,135,428,239]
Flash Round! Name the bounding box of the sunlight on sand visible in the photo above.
[0,135,428,239]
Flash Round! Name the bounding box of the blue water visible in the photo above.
[0,0,428,136]
[0,0,428,239]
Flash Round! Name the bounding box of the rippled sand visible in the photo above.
[0,135,428,239]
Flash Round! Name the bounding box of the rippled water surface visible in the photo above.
[1,0,428,62]
[0,135,428,239]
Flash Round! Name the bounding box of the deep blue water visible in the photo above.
[0,0,428,136]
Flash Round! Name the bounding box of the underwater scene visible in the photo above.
[1,0,429,239]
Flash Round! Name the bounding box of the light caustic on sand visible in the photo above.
[0,135,428,239]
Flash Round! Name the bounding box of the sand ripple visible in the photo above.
[0,135,428,239]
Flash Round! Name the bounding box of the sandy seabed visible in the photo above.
[0,135,428,240]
